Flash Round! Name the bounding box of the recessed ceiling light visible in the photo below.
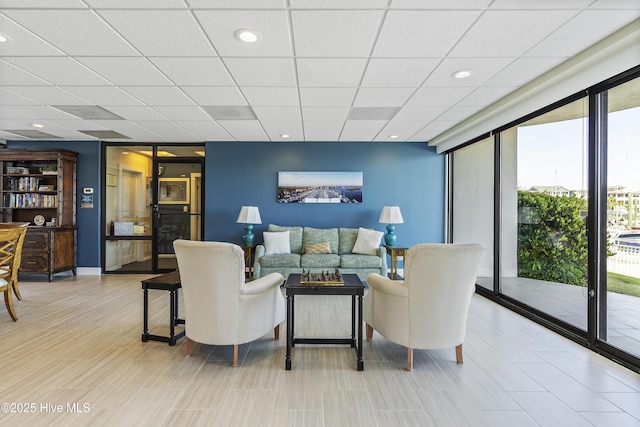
[280,134,290,138]
[389,135,399,139]
[235,29,258,43]
[452,70,472,79]
[0,33,10,43]
[32,123,44,128]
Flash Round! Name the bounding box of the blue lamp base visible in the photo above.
[242,224,255,246]
[384,224,397,246]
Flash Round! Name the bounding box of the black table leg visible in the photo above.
[142,286,149,342]
[168,289,176,346]
[357,293,363,371]
[286,294,293,370]
[351,295,356,348]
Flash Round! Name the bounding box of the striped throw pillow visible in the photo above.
[305,241,331,254]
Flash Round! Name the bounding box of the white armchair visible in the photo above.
[173,240,285,366]
[364,243,484,371]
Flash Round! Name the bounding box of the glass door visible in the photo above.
[102,144,204,274]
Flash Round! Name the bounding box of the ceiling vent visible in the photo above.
[347,107,400,120]
[202,106,257,120]
[52,105,125,120]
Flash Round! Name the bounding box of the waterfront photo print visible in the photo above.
[277,171,363,203]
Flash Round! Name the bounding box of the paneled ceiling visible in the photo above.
[0,0,638,143]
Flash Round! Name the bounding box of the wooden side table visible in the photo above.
[141,271,185,346]
[385,245,407,280]
[242,244,256,280]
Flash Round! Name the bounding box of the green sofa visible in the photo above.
[253,225,387,281]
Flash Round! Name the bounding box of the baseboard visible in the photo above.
[76,267,101,275]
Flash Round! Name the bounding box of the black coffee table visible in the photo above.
[284,273,365,371]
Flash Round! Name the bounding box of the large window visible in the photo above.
[452,136,494,291]
[603,76,640,358]
[500,98,589,331]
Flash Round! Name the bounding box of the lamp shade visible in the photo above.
[236,206,262,224]
[379,206,404,224]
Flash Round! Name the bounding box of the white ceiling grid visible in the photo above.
[0,0,638,143]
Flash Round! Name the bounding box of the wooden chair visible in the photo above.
[0,222,29,300]
[364,243,484,371]
[0,226,28,321]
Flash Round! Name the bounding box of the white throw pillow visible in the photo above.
[352,227,383,255]
[264,231,291,254]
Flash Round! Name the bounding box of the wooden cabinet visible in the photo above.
[0,149,77,281]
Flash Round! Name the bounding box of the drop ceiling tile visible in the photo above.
[195,10,292,57]
[456,86,517,107]
[292,10,384,57]
[0,60,50,86]
[297,59,367,87]
[340,120,386,141]
[0,107,30,120]
[361,59,440,88]
[526,10,640,57]
[303,121,343,141]
[104,106,166,121]
[406,87,474,107]
[77,57,173,86]
[484,58,566,87]
[390,0,492,8]
[302,107,350,121]
[98,10,214,56]
[189,0,286,8]
[252,106,301,121]
[217,120,269,141]
[172,120,232,141]
[90,120,168,142]
[392,106,448,121]
[85,0,187,7]
[224,58,296,86]
[152,106,211,121]
[589,0,640,9]
[437,106,484,122]
[261,120,304,141]
[3,57,110,86]
[291,0,387,7]
[450,10,578,57]
[3,10,139,56]
[122,87,195,106]
[423,58,514,87]
[3,86,90,106]
[491,0,591,8]
[407,128,439,142]
[299,88,357,107]
[181,87,247,106]
[132,120,201,141]
[150,58,235,86]
[0,0,85,7]
[242,87,299,107]
[5,105,87,120]
[0,88,40,106]
[373,10,480,57]
[353,88,415,107]
[375,121,430,141]
[0,15,65,56]
[62,86,144,106]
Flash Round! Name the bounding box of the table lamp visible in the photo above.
[379,206,403,246]
[236,206,262,246]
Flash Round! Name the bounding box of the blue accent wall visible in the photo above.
[4,140,444,269]
[6,141,101,268]
[205,142,445,250]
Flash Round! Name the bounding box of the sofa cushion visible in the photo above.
[304,241,331,254]
[341,254,382,269]
[303,227,339,254]
[301,254,341,268]
[263,231,290,254]
[267,224,303,254]
[259,253,301,268]
[352,227,384,255]
[338,228,359,254]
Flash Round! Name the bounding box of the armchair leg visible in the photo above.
[4,289,18,321]
[274,323,280,340]
[366,323,373,341]
[407,348,413,371]
[232,344,238,367]
[455,343,463,363]
[11,282,22,301]
[184,337,193,357]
